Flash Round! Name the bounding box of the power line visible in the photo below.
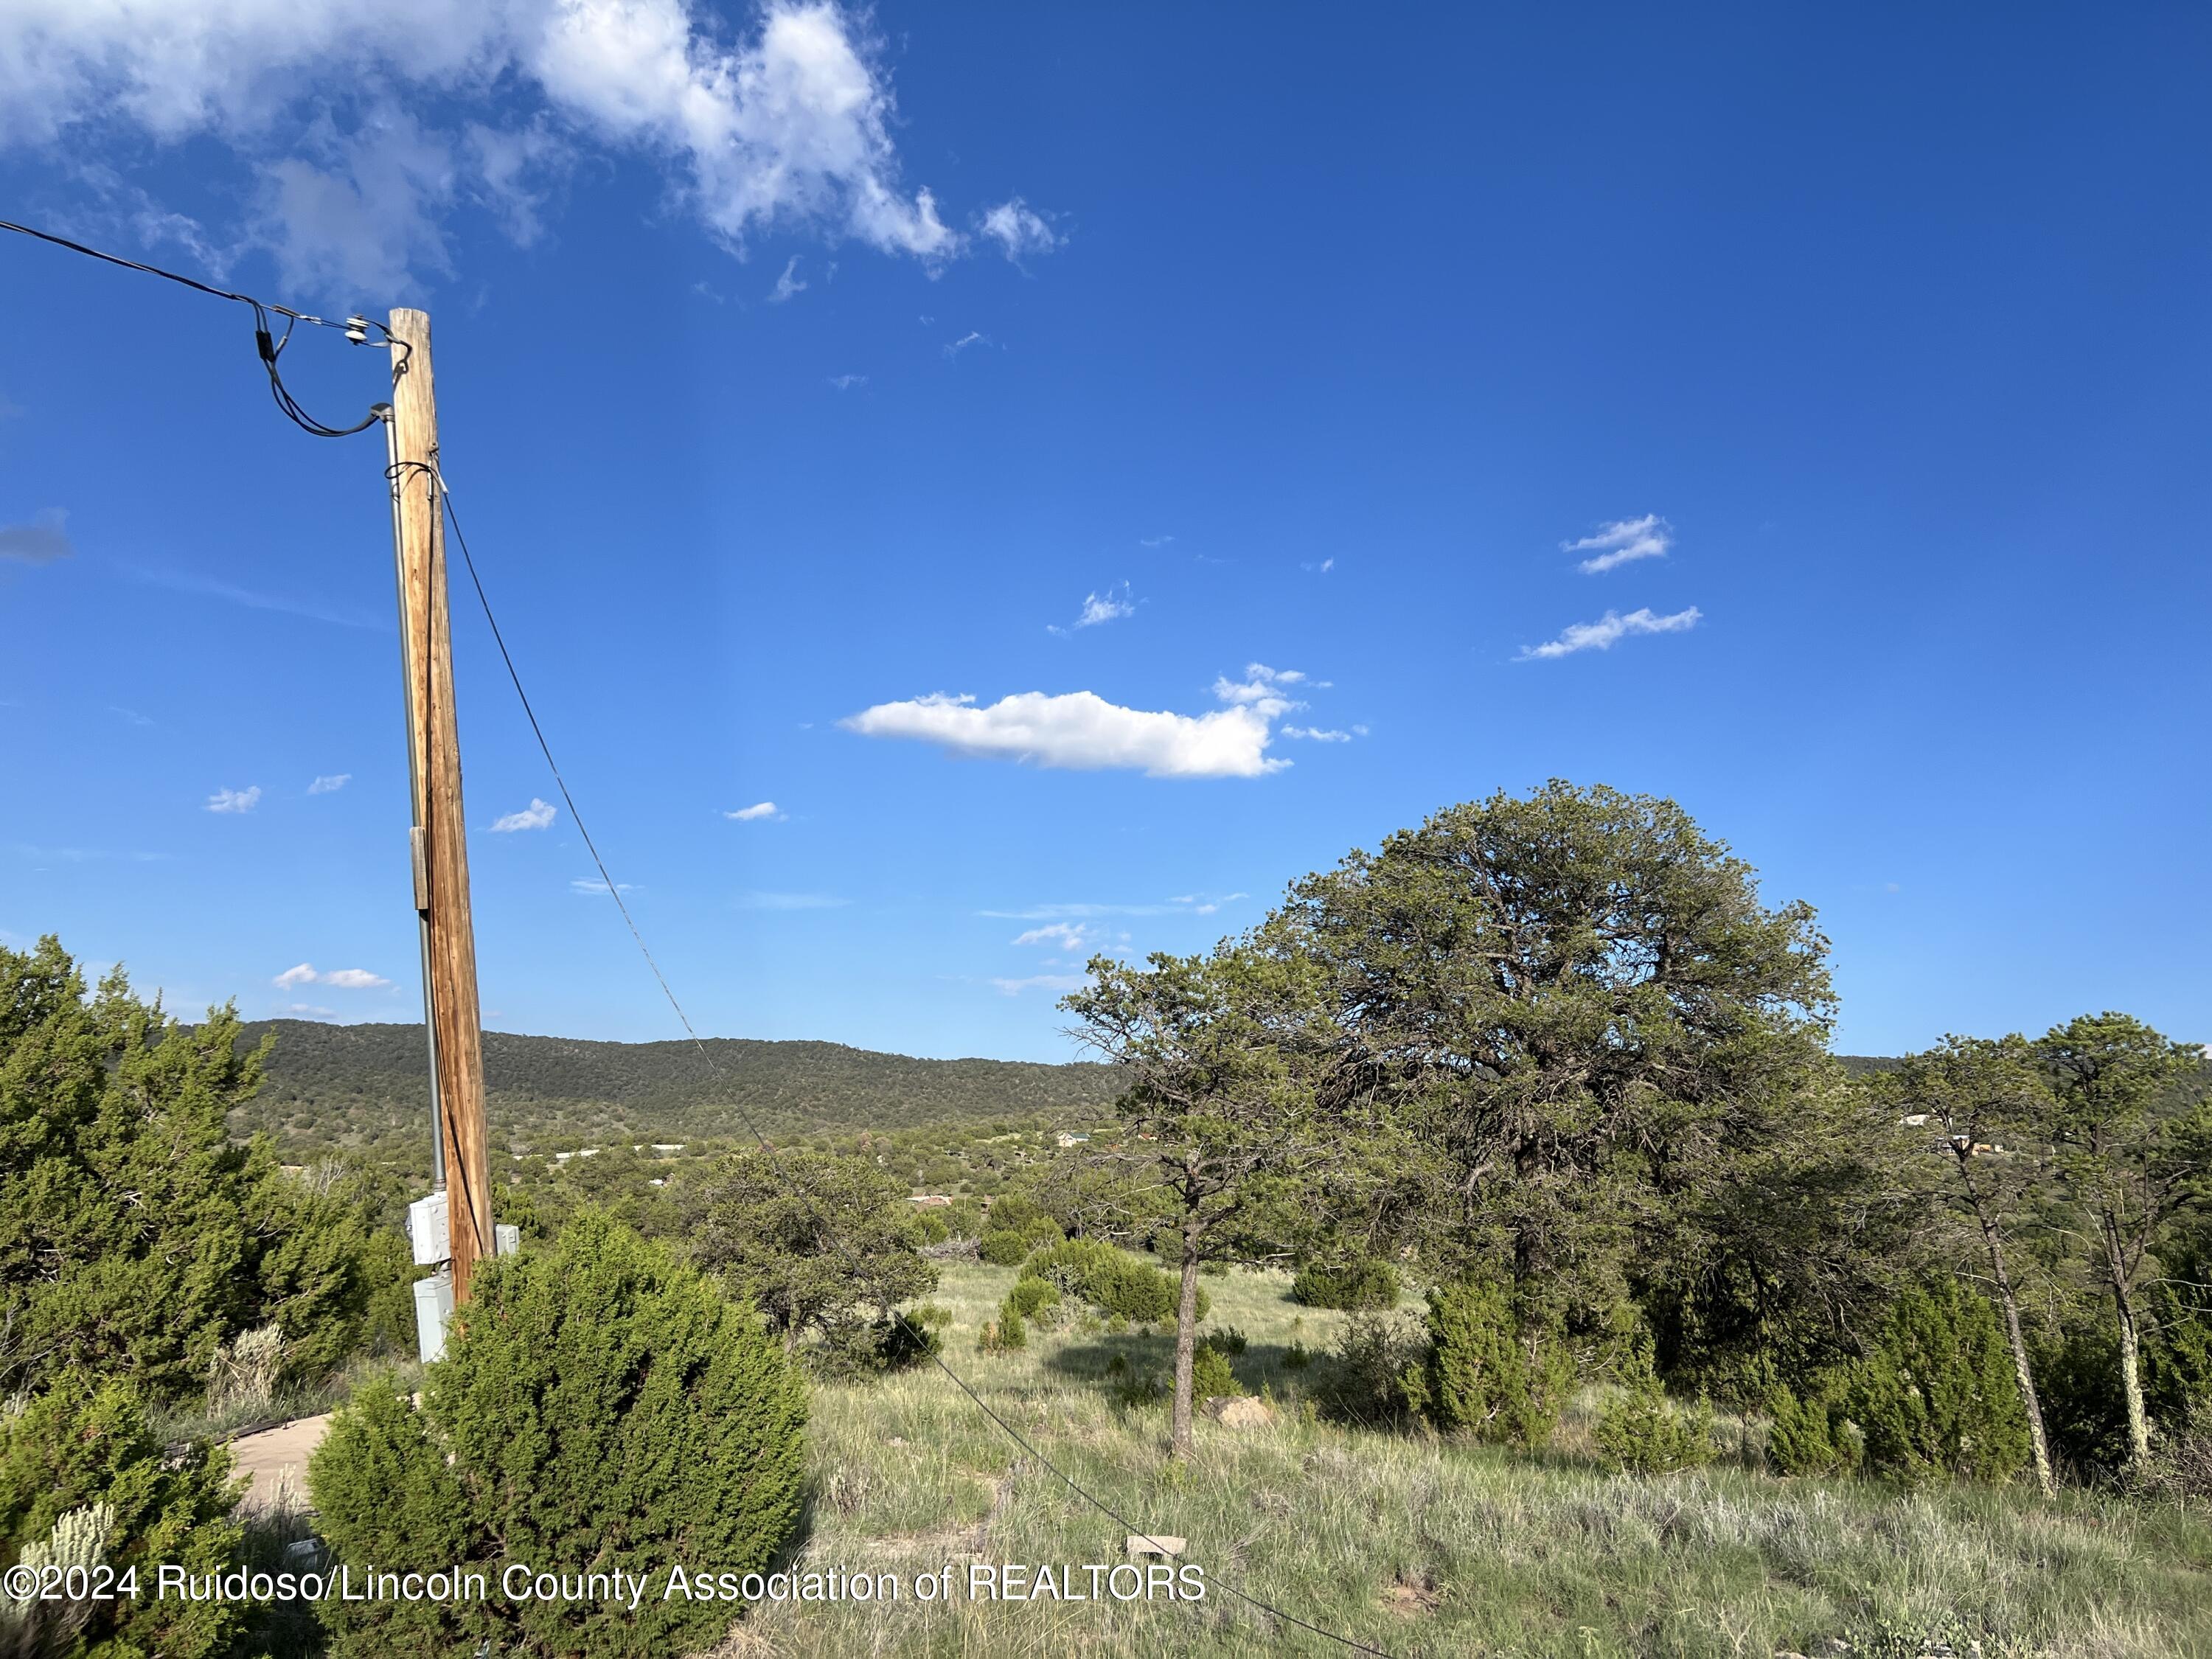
[0,215,400,438]
[430,474,1397,1658]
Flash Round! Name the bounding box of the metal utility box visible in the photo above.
[495,1223,521,1257]
[406,1192,450,1266]
[412,1268,453,1364]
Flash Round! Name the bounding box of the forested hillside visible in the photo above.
[225,1020,1122,1164]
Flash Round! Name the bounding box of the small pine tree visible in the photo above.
[1406,1279,1573,1447]
[1764,1377,1856,1476]
[1192,1343,1242,1405]
[310,1212,807,1658]
[1594,1334,1716,1475]
[1846,1278,2031,1484]
[987,1295,1029,1352]
[0,1375,245,1658]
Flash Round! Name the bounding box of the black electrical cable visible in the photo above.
[1,215,403,438]
[425,470,1399,1659]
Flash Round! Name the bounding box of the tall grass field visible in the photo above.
[727,1263,2212,1659]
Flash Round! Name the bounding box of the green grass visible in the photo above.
[728,1263,2212,1659]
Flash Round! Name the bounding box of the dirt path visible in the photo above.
[228,1413,333,1513]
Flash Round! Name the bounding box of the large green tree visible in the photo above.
[1062,942,1345,1460]
[0,936,370,1402]
[1266,782,1844,1343]
[2035,1012,2211,1469]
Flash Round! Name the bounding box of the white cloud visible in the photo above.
[726,801,784,821]
[281,1002,338,1018]
[0,0,987,301]
[490,797,557,832]
[274,961,390,990]
[1281,726,1352,742]
[990,973,1085,997]
[1301,557,1334,573]
[1208,663,1305,714]
[1564,514,1672,574]
[978,196,1060,261]
[1520,606,1703,660]
[206,785,262,813]
[843,685,1290,779]
[571,876,637,896]
[769,253,807,302]
[944,330,988,358]
[827,373,867,390]
[307,773,350,793]
[1138,534,1174,548]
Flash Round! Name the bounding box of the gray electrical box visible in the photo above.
[406,1192,450,1266]
[412,1268,453,1364]
[495,1223,521,1257]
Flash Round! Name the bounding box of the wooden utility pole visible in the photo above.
[384,307,494,1307]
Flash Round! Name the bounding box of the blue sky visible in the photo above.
[3,2,2208,1062]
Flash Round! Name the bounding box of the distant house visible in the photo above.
[1055,1132,1091,1148]
[908,1194,955,1208]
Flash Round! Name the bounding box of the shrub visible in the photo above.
[1006,1276,1062,1323]
[0,1375,245,1659]
[1765,1377,1856,1476]
[1594,1335,1716,1475]
[1290,1257,1401,1312]
[979,1299,1027,1353]
[1020,1239,1206,1324]
[310,1213,806,1658]
[1845,1278,2031,1484]
[0,939,372,1402]
[1404,1279,1573,1448]
[1206,1326,1249,1357]
[978,1230,1032,1266]
[1321,1312,1430,1425]
[1192,1343,1242,1405]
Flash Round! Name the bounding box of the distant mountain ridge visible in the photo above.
[229,1020,1122,1163]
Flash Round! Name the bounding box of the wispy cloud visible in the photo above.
[944,330,988,358]
[1047,582,1135,634]
[1011,921,1099,953]
[737,890,847,910]
[111,706,153,728]
[490,798,556,832]
[984,894,1246,922]
[206,785,262,814]
[769,254,807,302]
[1301,557,1335,574]
[990,973,1085,997]
[122,563,382,630]
[307,773,350,794]
[725,801,785,822]
[1564,514,1672,574]
[0,509,72,565]
[1281,726,1352,742]
[1520,606,1702,660]
[978,198,1062,262]
[571,877,638,897]
[827,373,868,391]
[1138,535,1174,548]
[274,962,391,990]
